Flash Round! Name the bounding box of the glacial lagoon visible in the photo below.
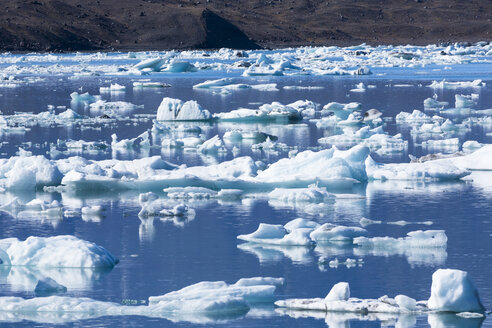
[0,45,491,327]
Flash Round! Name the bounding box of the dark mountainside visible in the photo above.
[1,0,491,51]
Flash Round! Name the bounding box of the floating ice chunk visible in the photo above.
[350,82,366,92]
[99,83,126,93]
[353,230,447,248]
[34,278,67,296]
[251,137,289,152]
[277,269,482,315]
[215,102,301,122]
[287,100,320,118]
[428,269,484,313]
[133,58,166,71]
[223,130,274,143]
[268,186,335,203]
[242,65,283,77]
[310,224,367,243]
[198,135,227,154]
[283,85,324,90]
[193,78,235,89]
[0,235,118,268]
[64,139,109,150]
[1,197,63,218]
[424,97,448,109]
[161,60,196,73]
[321,102,361,120]
[237,223,314,246]
[365,156,470,181]
[0,277,282,323]
[156,97,211,121]
[0,155,63,190]
[318,126,398,150]
[359,217,382,227]
[111,132,149,150]
[70,92,101,106]
[325,282,350,302]
[312,66,371,76]
[192,78,277,92]
[429,79,485,89]
[396,110,432,123]
[89,100,141,117]
[160,204,190,217]
[455,94,476,108]
[138,192,193,218]
[148,276,282,309]
[133,81,171,88]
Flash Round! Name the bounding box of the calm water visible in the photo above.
[0,57,491,327]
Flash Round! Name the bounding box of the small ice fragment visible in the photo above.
[360,217,382,227]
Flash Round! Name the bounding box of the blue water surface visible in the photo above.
[0,56,491,327]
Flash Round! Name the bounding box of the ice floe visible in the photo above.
[0,235,118,268]
[0,277,283,324]
[275,268,484,314]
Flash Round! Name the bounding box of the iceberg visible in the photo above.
[99,83,126,93]
[215,102,302,123]
[275,269,484,314]
[353,230,448,249]
[0,277,283,323]
[156,97,212,121]
[428,269,484,313]
[192,78,278,92]
[429,79,485,89]
[0,235,118,268]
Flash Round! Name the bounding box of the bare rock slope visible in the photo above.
[1,0,491,51]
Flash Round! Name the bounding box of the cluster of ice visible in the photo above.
[133,81,171,88]
[138,192,192,217]
[99,83,126,93]
[193,78,278,92]
[0,277,283,322]
[89,100,142,117]
[429,79,485,89]
[156,98,212,121]
[214,101,302,123]
[353,230,448,249]
[0,235,118,268]
[70,92,101,107]
[275,269,484,314]
[318,126,407,154]
[365,156,470,181]
[237,218,367,246]
[0,140,479,192]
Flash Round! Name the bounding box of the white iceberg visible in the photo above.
[156,97,212,121]
[275,269,484,314]
[428,269,484,313]
[0,235,118,268]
